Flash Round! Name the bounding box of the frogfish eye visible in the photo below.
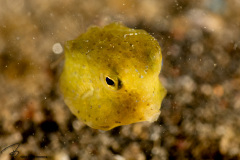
[106,77,115,86]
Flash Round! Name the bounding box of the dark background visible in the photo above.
[0,0,240,159]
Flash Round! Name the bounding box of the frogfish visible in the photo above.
[60,23,166,130]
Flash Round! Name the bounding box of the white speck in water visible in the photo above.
[52,43,63,54]
[98,105,101,108]
[44,97,47,100]
[140,75,144,78]
[135,69,138,72]
[214,63,217,67]
[32,37,35,40]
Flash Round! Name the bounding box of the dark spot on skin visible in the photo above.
[147,103,150,106]
[117,111,120,114]
[133,109,136,112]
[125,90,128,92]
[95,118,99,121]
[83,119,86,122]
[77,110,80,114]
[115,121,121,123]
[88,115,91,118]
[118,79,122,89]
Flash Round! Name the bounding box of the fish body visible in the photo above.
[60,23,166,130]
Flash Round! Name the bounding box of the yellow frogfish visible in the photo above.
[60,23,166,130]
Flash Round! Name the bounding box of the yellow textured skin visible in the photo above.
[60,23,166,130]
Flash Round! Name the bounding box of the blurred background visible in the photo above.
[0,0,240,159]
